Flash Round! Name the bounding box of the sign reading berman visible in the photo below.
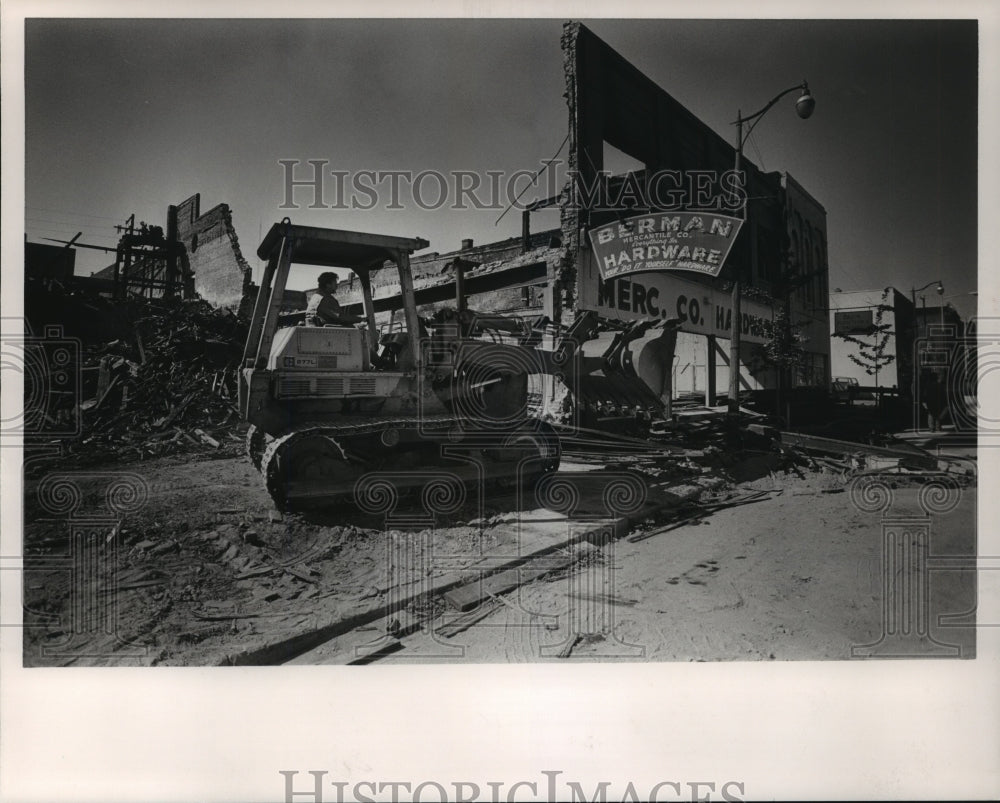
[588,212,744,280]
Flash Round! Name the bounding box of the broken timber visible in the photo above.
[780,431,938,471]
[442,543,597,612]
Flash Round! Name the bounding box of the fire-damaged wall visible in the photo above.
[334,231,561,325]
[560,22,831,394]
[174,194,252,309]
[559,21,773,310]
[560,22,798,288]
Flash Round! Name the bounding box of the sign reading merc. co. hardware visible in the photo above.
[588,212,743,280]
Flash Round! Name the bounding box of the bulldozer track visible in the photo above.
[259,415,559,509]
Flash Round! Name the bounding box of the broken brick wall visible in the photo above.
[334,231,560,323]
[560,23,787,306]
[404,233,558,318]
[174,194,252,309]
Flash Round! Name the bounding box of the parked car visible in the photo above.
[831,376,875,404]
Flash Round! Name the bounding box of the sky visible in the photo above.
[21,17,981,319]
[3,8,999,800]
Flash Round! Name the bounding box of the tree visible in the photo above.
[832,288,896,393]
[750,242,811,424]
[754,304,809,424]
[762,306,808,374]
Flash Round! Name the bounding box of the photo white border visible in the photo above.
[3,2,998,801]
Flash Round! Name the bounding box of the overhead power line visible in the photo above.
[25,219,118,234]
[25,205,121,221]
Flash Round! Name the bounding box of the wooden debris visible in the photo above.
[105,578,166,593]
[444,551,586,612]
[194,428,221,449]
[781,430,938,471]
[557,633,581,658]
[93,376,120,410]
[193,609,279,621]
[63,295,249,461]
[627,489,782,543]
[95,573,165,593]
[346,638,403,664]
[283,565,318,584]
[234,566,277,580]
[437,597,504,638]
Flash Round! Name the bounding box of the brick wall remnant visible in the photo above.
[174,193,252,309]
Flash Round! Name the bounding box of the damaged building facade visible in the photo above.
[172,194,253,309]
[560,23,830,403]
[86,193,253,310]
[333,22,831,420]
[335,230,561,326]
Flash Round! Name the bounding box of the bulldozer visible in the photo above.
[549,310,681,431]
[239,220,561,510]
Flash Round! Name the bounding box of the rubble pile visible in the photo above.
[72,298,249,461]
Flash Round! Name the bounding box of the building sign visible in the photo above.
[577,252,774,346]
[588,211,743,280]
[833,310,874,335]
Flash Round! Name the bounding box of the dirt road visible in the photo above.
[290,469,977,663]
[22,450,533,666]
[22,447,976,666]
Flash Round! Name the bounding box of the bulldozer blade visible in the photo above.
[571,318,681,415]
[627,318,681,404]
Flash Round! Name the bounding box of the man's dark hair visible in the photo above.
[318,271,338,289]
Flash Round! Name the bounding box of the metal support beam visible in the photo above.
[243,250,278,368]
[396,249,423,371]
[254,235,293,369]
[165,205,179,298]
[341,261,549,315]
[455,262,467,312]
[706,334,717,407]
[358,272,379,357]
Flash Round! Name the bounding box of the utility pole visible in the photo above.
[729,119,744,419]
[113,214,135,299]
[165,205,179,299]
[728,82,815,423]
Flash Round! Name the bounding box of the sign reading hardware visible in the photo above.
[589,212,743,280]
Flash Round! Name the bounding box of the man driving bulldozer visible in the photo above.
[306,272,366,327]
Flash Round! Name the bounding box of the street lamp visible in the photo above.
[729,81,815,419]
[910,280,945,428]
[911,279,944,335]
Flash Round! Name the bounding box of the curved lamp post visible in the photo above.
[728,81,815,418]
[911,279,944,310]
[909,280,944,425]
[911,279,944,333]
